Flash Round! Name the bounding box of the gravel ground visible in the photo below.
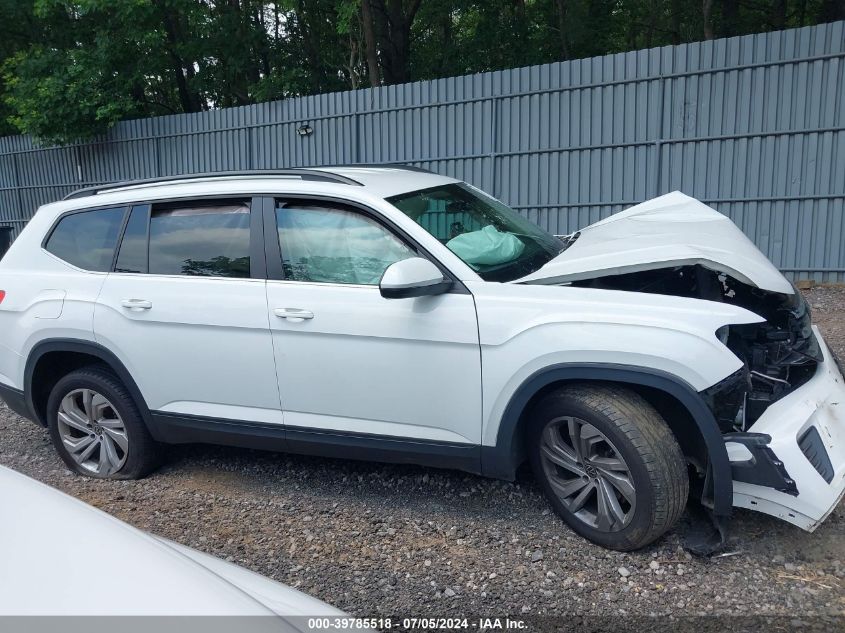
[1,287,844,623]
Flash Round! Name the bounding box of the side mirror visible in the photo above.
[379,257,452,299]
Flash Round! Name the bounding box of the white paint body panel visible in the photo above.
[94,273,282,421]
[467,280,764,447]
[0,465,344,616]
[732,327,845,530]
[517,191,795,294]
[266,281,480,443]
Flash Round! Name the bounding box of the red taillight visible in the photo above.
[0,291,5,304]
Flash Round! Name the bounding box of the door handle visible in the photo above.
[121,299,153,311]
[274,308,314,321]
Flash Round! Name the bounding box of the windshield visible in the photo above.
[387,183,563,282]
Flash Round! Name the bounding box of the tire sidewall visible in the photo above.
[529,393,661,550]
[47,369,146,480]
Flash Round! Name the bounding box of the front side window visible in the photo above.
[276,202,415,285]
[388,183,563,282]
[148,202,250,278]
[45,207,125,271]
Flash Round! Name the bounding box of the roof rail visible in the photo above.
[322,163,435,174]
[62,169,363,200]
[388,164,435,174]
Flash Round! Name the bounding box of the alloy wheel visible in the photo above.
[539,416,636,532]
[56,388,128,476]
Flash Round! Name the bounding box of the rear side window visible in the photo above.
[148,202,250,278]
[115,205,150,273]
[45,207,125,271]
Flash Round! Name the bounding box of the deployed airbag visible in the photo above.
[446,226,525,267]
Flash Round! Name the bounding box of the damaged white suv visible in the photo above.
[0,166,842,551]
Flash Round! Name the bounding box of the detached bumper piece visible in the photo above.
[729,326,845,531]
[725,432,798,495]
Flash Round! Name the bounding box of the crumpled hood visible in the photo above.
[516,191,794,295]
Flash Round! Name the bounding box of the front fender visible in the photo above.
[480,362,733,517]
[469,282,759,517]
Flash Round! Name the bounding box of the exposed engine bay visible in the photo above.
[570,264,822,431]
[515,194,844,540]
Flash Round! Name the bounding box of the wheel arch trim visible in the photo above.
[24,338,152,429]
[481,362,733,516]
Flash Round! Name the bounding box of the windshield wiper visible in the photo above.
[556,231,580,254]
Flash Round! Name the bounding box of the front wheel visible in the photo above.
[47,365,160,479]
[528,384,689,550]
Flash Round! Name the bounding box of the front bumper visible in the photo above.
[730,326,845,530]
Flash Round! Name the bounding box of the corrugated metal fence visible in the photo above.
[1,21,843,281]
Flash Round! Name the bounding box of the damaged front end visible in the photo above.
[571,264,845,530]
[571,266,821,430]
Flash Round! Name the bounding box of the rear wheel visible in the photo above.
[528,384,688,550]
[47,366,160,479]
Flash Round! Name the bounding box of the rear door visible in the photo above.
[263,196,482,453]
[94,197,281,425]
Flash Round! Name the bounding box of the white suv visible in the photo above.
[0,166,842,551]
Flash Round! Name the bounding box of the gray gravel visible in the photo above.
[1,287,844,619]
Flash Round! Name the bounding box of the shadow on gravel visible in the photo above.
[161,441,548,521]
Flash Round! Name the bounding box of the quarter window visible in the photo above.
[45,207,125,271]
[276,202,415,285]
[115,205,150,274]
[148,202,250,278]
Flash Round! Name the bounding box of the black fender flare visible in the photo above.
[480,363,733,517]
[24,338,152,428]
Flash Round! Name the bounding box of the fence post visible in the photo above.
[653,75,667,198]
[488,96,499,197]
[155,137,162,177]
[354,112,361,164]
[11,149,24,232]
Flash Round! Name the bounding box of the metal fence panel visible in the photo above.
[0,21,843,281]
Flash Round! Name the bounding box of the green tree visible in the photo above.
[1,0,839,145]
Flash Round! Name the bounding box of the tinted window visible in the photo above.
[148,202,250,278]
[115,205,149,273]
[45,207,125,271]
[276,202,414,285]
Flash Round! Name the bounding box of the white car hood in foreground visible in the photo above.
[0,465,342,619]
[517,191,794,295]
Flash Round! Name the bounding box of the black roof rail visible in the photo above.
[62,169,363,200]
[389,164,436,174]
[321,162,436,174]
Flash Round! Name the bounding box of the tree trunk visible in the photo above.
[769,0,787,29]
[817,0,845,22]
[670,0,682,44]
[554,0,570,60]
[702,0,715,40]
[722,0,738,36]
[361,0,381,87]
[796,0,807,25]
[298,0,325,92]
[155,1,202,113]
[438,8,453,75]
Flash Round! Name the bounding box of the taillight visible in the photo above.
[0,291,5,304]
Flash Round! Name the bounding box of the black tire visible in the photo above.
[46,365,160,479]
[528,383,688,550]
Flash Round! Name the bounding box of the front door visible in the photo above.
[263,197,482,452]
